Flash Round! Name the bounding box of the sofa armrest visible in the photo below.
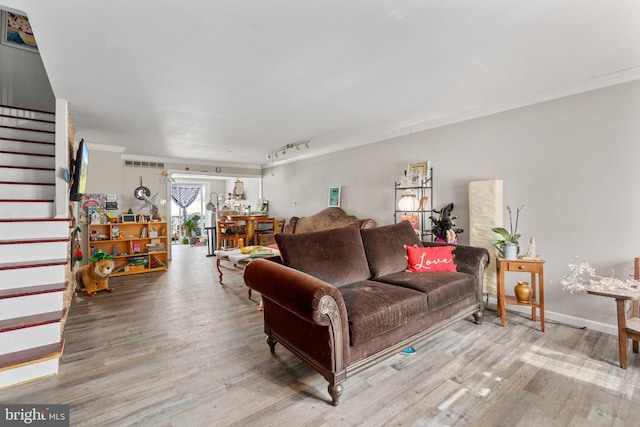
[243,258,349,328]
[422,241,489,273]
[422,241,490,297]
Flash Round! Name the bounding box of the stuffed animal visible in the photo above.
[76,251,116,296]
[430,202,464,244]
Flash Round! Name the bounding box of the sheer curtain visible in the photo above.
[171,184,201,221]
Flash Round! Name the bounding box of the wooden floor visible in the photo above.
[2,244,640,426]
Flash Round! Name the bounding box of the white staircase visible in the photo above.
[0,105,69,389]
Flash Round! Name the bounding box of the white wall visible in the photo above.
[0,23,54,110]
[263,80,640,332]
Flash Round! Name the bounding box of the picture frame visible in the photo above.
[1,11,38,53]
[407,162,429,185]
[328,186,341,207]
[400,215,419,230]
[121,214,136,223]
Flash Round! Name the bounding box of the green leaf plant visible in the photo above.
[491,205,523,257]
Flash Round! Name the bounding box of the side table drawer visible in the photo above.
[506,261,538,272]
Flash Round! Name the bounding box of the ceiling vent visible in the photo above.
[124,160,165,169]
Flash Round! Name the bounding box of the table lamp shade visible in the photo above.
[398,190,419,211]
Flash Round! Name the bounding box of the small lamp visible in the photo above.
[206,192,220,212]
[397,190,419,211]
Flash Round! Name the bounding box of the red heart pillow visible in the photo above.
[405,245,456,272]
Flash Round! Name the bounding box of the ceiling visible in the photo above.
[4,1,640,167]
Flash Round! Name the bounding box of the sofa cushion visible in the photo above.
[275,224,371,286]
[337,280,428,346]
[374,271,476,312]
[360,221,422,278]
[405,245,457,272]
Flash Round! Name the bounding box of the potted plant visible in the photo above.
[182,217,198,244]
[492,205,523,260]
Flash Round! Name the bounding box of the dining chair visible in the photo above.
[274,218,285,235]
[217,220,247,250]
[255,217,275,245]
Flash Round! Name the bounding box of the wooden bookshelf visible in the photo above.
[87,221,169,276]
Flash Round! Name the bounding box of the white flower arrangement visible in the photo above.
[559,259,639,293]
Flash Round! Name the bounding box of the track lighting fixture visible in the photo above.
[266,140,310,161]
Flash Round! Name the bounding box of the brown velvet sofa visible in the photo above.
[243,221,490,406]
[259,207,376,247]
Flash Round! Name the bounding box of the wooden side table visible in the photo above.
[496,258,546,331]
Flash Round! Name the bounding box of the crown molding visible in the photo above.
[262,67,640,168]
[406,66,640,136]
[85,142,126,153]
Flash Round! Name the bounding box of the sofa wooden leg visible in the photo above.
[267,336,277,353]
[328,383,343,406]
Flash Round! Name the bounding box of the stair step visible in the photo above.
[0,167,54,184]
[0,218,69,240]
[0,259,67,291]
[0,113,55,124]
[0,201,55,219]
[0,149,54,158]
[0,237,69,245]
[0,125,54,134]
[0,239,68,264]
[0,258,68,271]
[0,283,66,299]
[0,182,55,200]
[0,341,63,373]
[0,181,54,186]
[0,322,62,356]
[0,151,55,168]
[0,164,55,171]
[0,290,64,321]
[0,116,55,132]
[0,309,66,334]
[0,105,55,121]
[0,341,63,389]
[0,128,54,144]
[0,138,55,155]
[0,310,65,356]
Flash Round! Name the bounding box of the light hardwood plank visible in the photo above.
[0,244,639,426]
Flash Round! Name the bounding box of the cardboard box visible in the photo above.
[124,264,145,272]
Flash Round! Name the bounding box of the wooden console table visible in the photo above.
[496,258,546,331]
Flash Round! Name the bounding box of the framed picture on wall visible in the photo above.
[1,11,38,53]
[407,161,430,185]
[328,186,341,207]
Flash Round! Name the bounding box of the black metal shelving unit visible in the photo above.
[394,167,434,241]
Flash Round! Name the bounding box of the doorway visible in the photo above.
[170,183,206,245]
[167,174,262,257]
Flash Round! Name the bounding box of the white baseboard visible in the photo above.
[484,295,618,336]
